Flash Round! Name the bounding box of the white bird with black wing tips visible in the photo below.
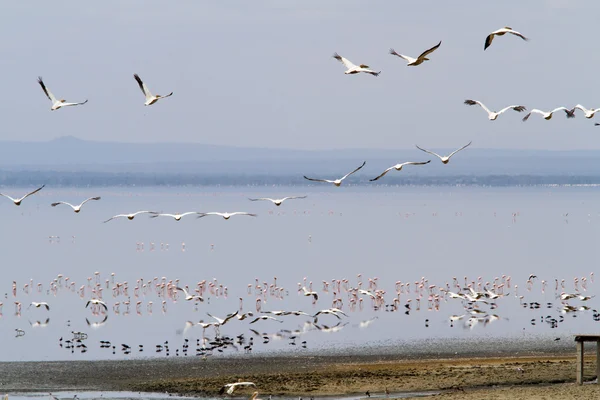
[176,287,204,302]
[28,302,50,311]
[51,197,101,213]
[197,212,257,220]
[207,311,238,326]
[248,196,307,206]
[304,161,366,187]
[133,74,173,106]
[522,108,575,121]
[37,77,88,111]
[571,104,600,119]
[370,161,431,182]
[389,41,441,66]
[484,27,528,50]
[464,100,526,120]
[332,53,380,76]
[85,299,108,311]
[103,210,157,223]
[300,286,319,301]
[415,142,472,164]
[151,212,203,221]
[0,185,45,206]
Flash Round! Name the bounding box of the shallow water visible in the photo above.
[0,185,598,362]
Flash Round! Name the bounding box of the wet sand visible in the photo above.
[1,351,599,399]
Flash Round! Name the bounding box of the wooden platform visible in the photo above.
[574,335,600,384]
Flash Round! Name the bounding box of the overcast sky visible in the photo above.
[0,1,597,150]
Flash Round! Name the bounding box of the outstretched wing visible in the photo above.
[508,30,529,41]
[415,145,443,160]
[340,161,366,181]
[229,212,257,217]
[133,74,152,99]
[498,105,526,115]
[222,310,239,324]
[248,197,273,202]
[448,142,472,158]
[303,176,330,183]
[484,33,495,50]
[50,201,74,208]
[522,112,533,122]
[80,196,101,207]
[281,196,307,201]
[418,40,442,60]
[196,212,219,218]
[332,53,357,69]
[103,214,125,223]
[37,77,57,102]
[19,185,45,202]
[180,211,203,217]
[62,99,88,107]
[402,160,431,167]
[464,99,492,115]
[389,48,410,62]
[369,166,395,182]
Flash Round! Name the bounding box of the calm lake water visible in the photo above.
[0,185,599,362]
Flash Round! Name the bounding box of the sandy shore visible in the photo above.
[1,352,599,399]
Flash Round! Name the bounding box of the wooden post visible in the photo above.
[577,340,584,385]
[596,340,600,384]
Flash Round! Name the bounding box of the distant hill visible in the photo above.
[0,136,599,178]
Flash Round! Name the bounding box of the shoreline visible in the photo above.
[2,350,599,399]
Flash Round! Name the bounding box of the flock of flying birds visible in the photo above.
[5,23,600,399]
[28,26,600,206]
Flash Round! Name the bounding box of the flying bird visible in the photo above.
[0,185,45,206]
[313,308,347,319]
[304,161,366,187]
[570,104,600,119]
[370,161,431,182]
[332,53,380,76]
[28,302,50,311]
[522,107,575,121]
[248,196,307,206]
[464,99,526,120]
[207,311,238,326]
[415,142,472,164]
[37,77,88,111]
[249,315,283,324]
[150,212,203,221]
[133,73,173,106]
[51,197,101,213]
[103,211,157,223]
[300,286,319,301]
[196,212,257,220]
[85,299,108,311]
[176,287,204,302]
[219,382,257,396]
[484,27,528,50]
[389,41,441,66]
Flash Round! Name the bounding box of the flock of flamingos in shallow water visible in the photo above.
[4,267,599,358]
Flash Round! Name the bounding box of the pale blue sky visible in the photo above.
[0,0,596,150]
